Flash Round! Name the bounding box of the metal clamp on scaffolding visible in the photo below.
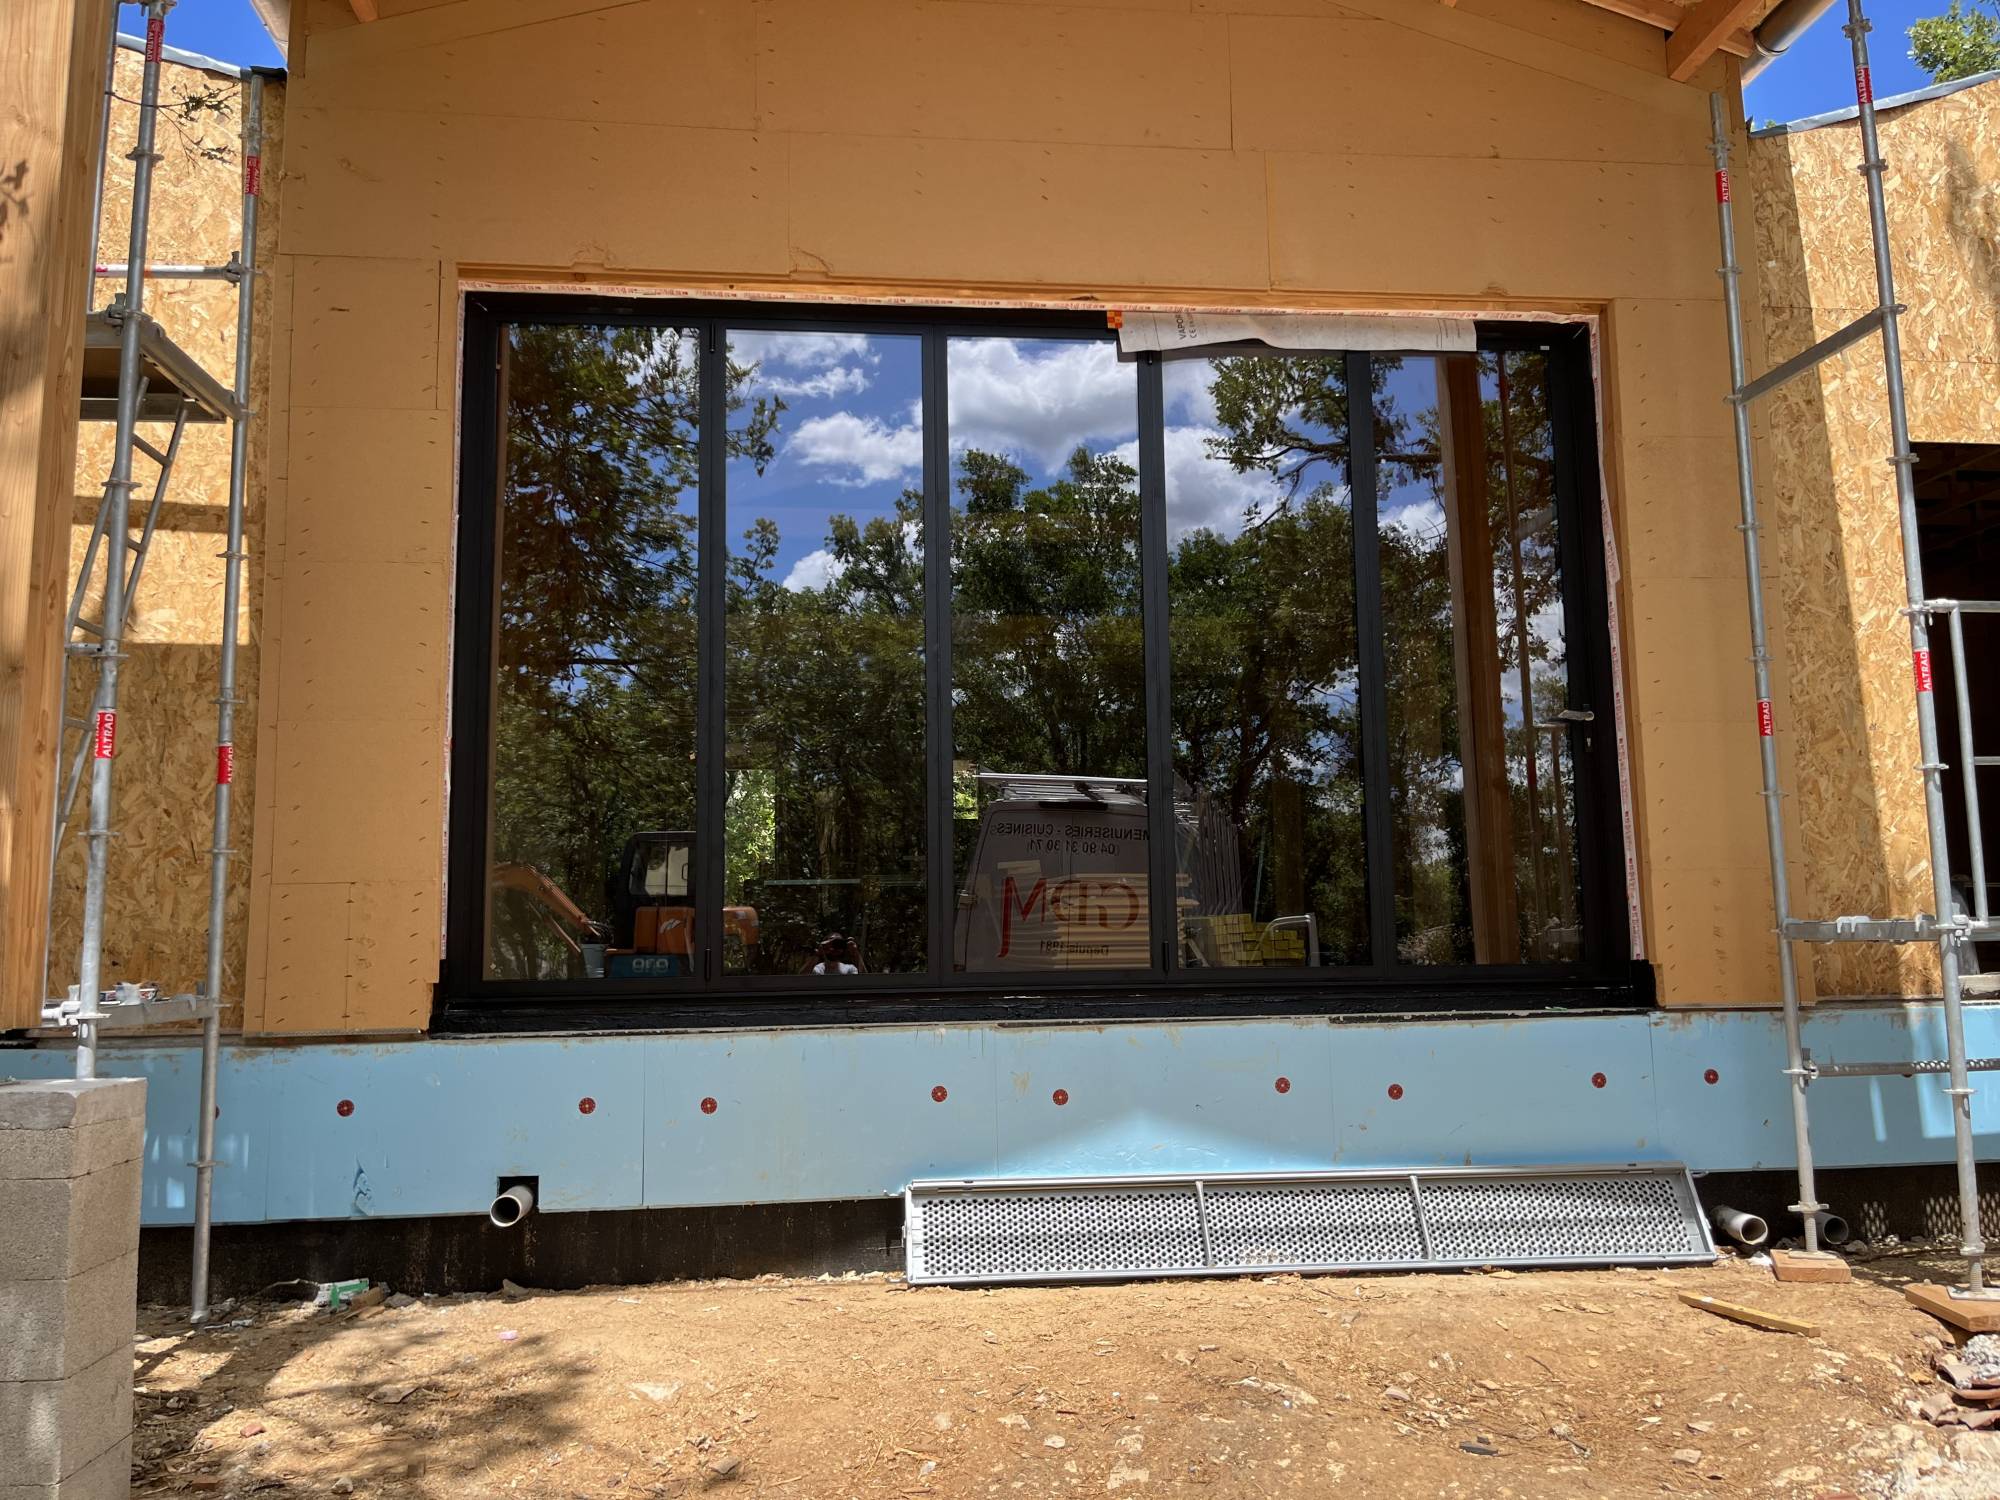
[40,0,269,1323]
[1710,0,1994,1298]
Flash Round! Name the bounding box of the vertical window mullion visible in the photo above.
[1547,329,1622,971]
[923,330,953,980]
[1138,352,1175,975]
[1348,350,1398,973]
[694,321,727,986]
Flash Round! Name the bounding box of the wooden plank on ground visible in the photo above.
[1677,1292,1818,1336]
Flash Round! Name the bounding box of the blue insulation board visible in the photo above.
[3,1004,1996,1227]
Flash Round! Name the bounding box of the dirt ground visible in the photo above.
[130,1249,2000,1500]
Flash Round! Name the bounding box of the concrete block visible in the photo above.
[0,1158,142,1282]
[0,1433,130,1500]
[0,1118,142,1183]
[0,1251,138,1382]
[0,1080,145,1133]
[0,1344,133,1487]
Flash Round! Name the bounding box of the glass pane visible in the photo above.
[1375,351,1581,965]
[724,331,928,976]
[947,337,1149,973]
[484,323,701,982]
[1164,355,1368,969]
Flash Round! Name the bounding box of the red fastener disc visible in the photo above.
[335,1099,354,1117]
[699,1096,718,1115]
[1591,1072,1608,1089]
[1704,1068,1720,1085]
[1052,1088,1069,1106]
[578,1097,596,1115]
[1387,1083,1404,1101]
[931,1085,948,1103]
[1274,1077,1291,1094]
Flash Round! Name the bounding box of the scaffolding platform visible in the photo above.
[81,308,239,424]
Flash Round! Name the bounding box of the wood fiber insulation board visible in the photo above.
[0,0,116,1029]
[787,135,1270,291]
[1269,155,1720,302]
[1229,15,1701,164]
[42,54,277,1024]
[1601,286,1800,1005]
[279,108,791,274]
[284,408,452,566]
[1451,0,1677,72]
[1748,80,2000,997]
[757,1,1231,149]
[304,0,757,130]
[253,0,1774,1028]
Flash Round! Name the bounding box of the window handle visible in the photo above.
[1536,706,1595,727]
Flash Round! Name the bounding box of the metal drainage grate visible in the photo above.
[904,1165,1714,1286]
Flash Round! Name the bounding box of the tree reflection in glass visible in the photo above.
[723,332,927,976]
[1165,355,1368,969]
[948,338,1149,972]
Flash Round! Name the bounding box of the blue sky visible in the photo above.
[153,0,1948,123]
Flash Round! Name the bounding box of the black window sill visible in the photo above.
[431,963,1655,1036]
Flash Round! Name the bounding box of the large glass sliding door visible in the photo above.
[452,302,1626,1012]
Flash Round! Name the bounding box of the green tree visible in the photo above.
[1910,0,2000,83]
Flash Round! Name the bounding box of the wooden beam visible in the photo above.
[1666,0,1767,79]
[0,0,117,1027]
[349,0,379,20]
[1576,0,1758,59]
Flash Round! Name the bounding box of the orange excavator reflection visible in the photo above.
[493,830,757,979]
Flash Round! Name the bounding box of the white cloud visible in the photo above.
[758,365,872,400]
[731,331,877,371]
[948,339,1137,470]
[790,409,923,486]
[1112,425,1327,543]
[782,547,845,591]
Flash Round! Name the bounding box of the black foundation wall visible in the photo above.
[141,1198,903,1303]
[141,1164,2000,1304]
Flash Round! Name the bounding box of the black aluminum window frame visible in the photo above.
[441,294,1645,1030]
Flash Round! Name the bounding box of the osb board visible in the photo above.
[257,0,1756,1029]
[47,57,286,1026]
[1747,79,2000,997]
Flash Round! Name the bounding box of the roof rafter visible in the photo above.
[1665,0,1768,78]
[1576,0,1757,60]
[349,0,378,20]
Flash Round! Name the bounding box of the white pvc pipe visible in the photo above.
[490,1184,537,1228]
[1711,1204,1770,1249]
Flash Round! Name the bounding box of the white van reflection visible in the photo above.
[953,773,1321,972]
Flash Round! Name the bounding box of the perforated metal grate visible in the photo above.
[905,1165,1713,1285]
[1206,1180,1424,1270]
[915,1183,1204,1282]
[1423,1172,1703,1262]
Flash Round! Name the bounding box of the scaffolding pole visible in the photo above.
[75,0,174,1081]
[1709,0,1991,1297]
[190,71,263,1324]
[1707,93,1824,1255]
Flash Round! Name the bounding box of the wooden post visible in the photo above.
[1439,354,1520,964]
[0,0,115,1028]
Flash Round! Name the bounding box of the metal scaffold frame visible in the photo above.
[1712,0,1997,1297]
[43,0,268,1322]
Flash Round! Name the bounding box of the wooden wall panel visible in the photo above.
[237,0,1784,1030]
[1749,79,2000,998]
[759,1,1232,148]
[1232,15,1698,163]
[1268,154,1719,301]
